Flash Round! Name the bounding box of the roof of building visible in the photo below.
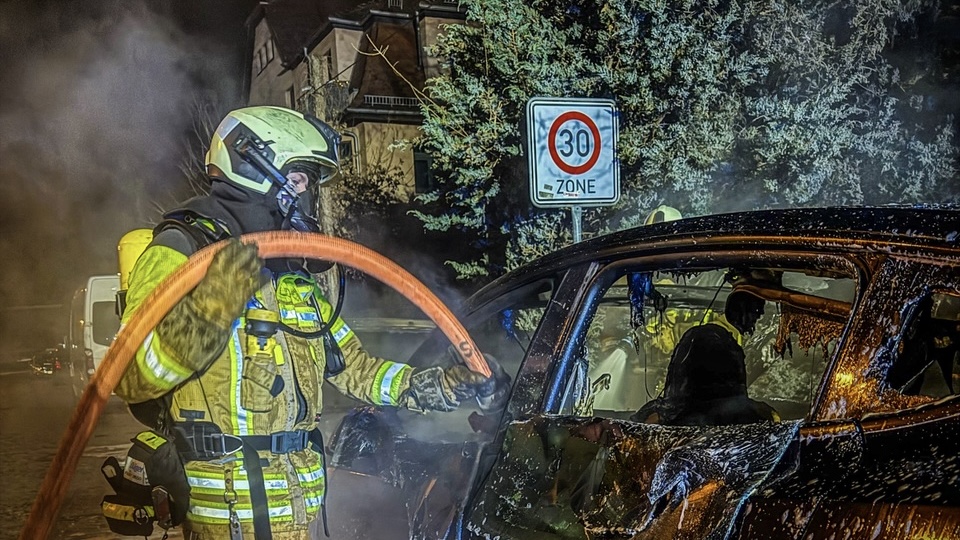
[249,0,453,124]
[344,16,424,114]
[256,0,324,68]
[255,0,427,68]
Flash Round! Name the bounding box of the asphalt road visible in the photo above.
[0,363,390,540]
[0,362,177,539]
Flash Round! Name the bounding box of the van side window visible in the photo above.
[91,300,120,346]
[886,291,960,399]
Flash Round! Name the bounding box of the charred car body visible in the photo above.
[328,207,960,539]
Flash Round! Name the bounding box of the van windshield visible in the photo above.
[92,301,120,346]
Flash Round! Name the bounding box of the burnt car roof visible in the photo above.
[470,206,960,308]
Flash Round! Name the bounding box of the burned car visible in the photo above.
[327,206,960,539]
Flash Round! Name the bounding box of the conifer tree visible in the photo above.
[414,0,958,280]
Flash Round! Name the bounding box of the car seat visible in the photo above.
[632,324,777,426]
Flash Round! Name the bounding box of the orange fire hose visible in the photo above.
[20,231,489,540]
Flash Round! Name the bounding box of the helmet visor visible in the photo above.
[284,159,339,188]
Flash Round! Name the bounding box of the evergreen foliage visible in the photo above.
[333,165,410,239]
[414,0,959,281]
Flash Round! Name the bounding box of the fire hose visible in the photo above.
[20,231,490,540]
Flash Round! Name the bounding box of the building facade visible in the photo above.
[245,0,465,235]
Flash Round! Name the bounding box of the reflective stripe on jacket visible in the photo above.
[116,243,413,535]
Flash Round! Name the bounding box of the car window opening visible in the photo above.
[569,265,858,424]
[91,300,120,347]
[886,290,960,401]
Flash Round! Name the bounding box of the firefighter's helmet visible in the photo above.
[205,106,341,195]
[644,205,683,225]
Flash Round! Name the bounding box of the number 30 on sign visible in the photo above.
[526,97,620,208]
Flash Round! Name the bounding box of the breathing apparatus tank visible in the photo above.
[105,229,190,537]
[116,228,154,317]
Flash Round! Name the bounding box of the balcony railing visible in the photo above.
[364,95,420,108]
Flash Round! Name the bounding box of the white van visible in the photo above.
[67,275,121,396]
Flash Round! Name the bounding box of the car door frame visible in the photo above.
[781,254,960,539]
[461,243,869,538]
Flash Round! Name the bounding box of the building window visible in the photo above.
[388,0,403,9]
[256,39,275,75]
[339,133,358,173]
[323,50,334,82]
[285,86,296,108]
[414,151,435,193]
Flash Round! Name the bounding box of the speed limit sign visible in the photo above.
[526,97,619,208]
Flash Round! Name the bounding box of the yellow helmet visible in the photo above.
[644,205,683,225]
[205,106,341,195]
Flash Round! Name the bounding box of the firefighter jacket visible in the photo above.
[643,273,742,355]
[116,243,415,539]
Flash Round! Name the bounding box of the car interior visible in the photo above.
[329,254,959,539]
[572,264,859,424]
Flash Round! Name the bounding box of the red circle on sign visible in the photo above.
[548,111,602,175]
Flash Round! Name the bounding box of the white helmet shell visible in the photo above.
[205,106,340,194]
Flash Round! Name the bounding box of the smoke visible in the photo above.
[0,0,246,350]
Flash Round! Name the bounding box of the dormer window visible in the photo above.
[255,38,276,76]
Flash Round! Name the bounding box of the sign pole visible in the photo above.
[571,205,583,243]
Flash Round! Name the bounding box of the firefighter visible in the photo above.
[115,106,508,540]
[639,205,737,353]
[643,204,683,225]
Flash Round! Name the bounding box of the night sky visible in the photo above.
[0,0,257,353]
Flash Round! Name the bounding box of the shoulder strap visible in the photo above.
[153,210,231,255]
[130,212,230,431]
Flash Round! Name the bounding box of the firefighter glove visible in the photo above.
[405,356,509,413]
[193,240,265,327]
[475,354,511,413]
[156,239,265,372]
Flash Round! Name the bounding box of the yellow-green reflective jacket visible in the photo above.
[116,244,413,535]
